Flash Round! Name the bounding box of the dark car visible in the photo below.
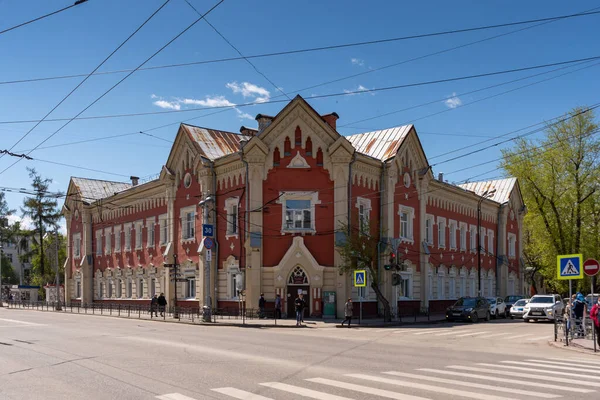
[504,295,525,311]
[446,297,491,323]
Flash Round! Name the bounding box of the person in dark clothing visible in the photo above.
[573,293,586,337]
[259,293,266,319]
[157,293,167,317]
[274,294,282,319]
[295,294,305,326]
[341,298,353,328]
[590,298,600,348]
[150,294,159,317]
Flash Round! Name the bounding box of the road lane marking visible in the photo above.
[478,333,513,338]
[156,394,198,400]
[546,357,600,366]
[525,336,550,341]
[417,368,594,393]
[434,330,472,336]
[381,371,559,398]
[478,363,592,379]
[260,382,353,400]
[412,329,450,335]
[0,318,44,326]
[502,360,600,371]
[211,388,274,399]
[524,359,600,370]
[306,378,432,400]
[449,365,597,387]
[504,334,533,339]
[343,374,519,400]
[455,331,490,337]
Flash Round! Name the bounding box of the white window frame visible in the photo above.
[277,191,321,234]
[185,278,196,299]
[126,278,132,298]
[398,205,415,243]
[107,280,113,298]
[437,272,445,300]
[449,275,456,299]
[460,275,466,297]
[448,220,457,250]
[124,223,132,251]
[98,280,104,299]
[224,197,240,238]
[75,279,82,299]
[135,220,143,250]
[114,226,121,253]
[104,228,112,255]
[356,197,372,235]
[116,279,122,298]
[150,278,156,296]
[159,214,168,246]
[137,278,144,299]
[95,230,102,256]
[470,277,476,296]
[73,233,81,258]
[459,222,467,251]
[180,206,196,242]
[146,217,156,248]
[469,225,477,253]
[487,229,494,255]
[437,217,446,249]
[508,233,517,258]
[425,214,434,245]
[399,271,412,300]
[479,226,486,253]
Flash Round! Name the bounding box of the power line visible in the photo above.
[0,0,226,176]
[0,0,172,160]
[0,0,89,36]
[1,8,598,87]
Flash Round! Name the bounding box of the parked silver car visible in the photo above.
[510,298,529,319]
[523,294,563,322]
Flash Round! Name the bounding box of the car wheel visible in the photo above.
[471,313,479,323]
[504,310,509,318]
[485,311,491,321]
[494,311,498,319]
[510,315,514,319]
[524,318,530,323]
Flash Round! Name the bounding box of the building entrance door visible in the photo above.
[287,286,309,318]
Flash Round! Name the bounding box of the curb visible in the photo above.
[547,340,600,356]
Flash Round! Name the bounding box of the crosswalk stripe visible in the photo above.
[417,368,594,393]
[525,359,600,370]
[478,363,592,379]
[343,374,519,400]
[0,318,44,326]
[381,371,559,398]
[455,331,490,337]
[306,378,433,400]
[156,394,197,400]
[478,333,513,338]
[546,357,600,366]
[412,329,449,335]
[525,336,550,341]
[211,388,274,399]
[449,365,598,388]
[260,382,353,400]
[501,360,600,371]
[434,330,472,336]
[504,334,532,339]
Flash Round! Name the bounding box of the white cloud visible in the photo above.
[235,109,254,120]
[444,93,462,109]
[226,81,270,99]
[254,96,269,104]
[343,84,374,96]
[181,96,236,108]
[153,100,181,110]
[351,58,365,66]
[7,214,34,230]
[150,94,158,99]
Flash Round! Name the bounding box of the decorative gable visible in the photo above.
[287,151,310,169]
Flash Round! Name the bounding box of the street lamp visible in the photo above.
[477,188,496,297]
[199,195,214,322]
[165,254,180,318]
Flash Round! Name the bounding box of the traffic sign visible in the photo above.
[557,254,583,280]
[584,258,600,277]
[354,270,366,287]
[206,249,212,261]
[204,237,214,250]
[202,224,214,237]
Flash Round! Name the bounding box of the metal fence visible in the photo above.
[554,315,597,351]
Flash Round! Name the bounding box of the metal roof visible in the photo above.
[71,177,132,202]
[346,125,413,160]
[458,177,516,204]
[182,124,250,160]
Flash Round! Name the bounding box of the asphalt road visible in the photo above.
[0,309,597,400]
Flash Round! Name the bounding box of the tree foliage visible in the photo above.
[501,107,600,293]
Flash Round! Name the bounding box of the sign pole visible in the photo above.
[359,294,362,325]
[593,276,596,353]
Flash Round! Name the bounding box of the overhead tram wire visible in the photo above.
[183,0,291,101]
[0,0,226,176]
[1,8,599,86]
[0,0,89,36]
[0,0,173,160]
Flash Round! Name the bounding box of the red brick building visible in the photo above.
[62,96,525,318]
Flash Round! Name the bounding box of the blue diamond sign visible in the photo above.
[354,270,366,287]
[557,254,583,280]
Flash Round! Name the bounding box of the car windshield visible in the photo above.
[486,298,496,304]
[505,296,522,302]
[454,298,477,307]
[529,297,554,304]
[514,299,528,306]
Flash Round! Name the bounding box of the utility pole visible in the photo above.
[477,189,496,297]
[172,254,179,318]
[55,230,61,310]
[0,244,3,307]
[199,195,214,322]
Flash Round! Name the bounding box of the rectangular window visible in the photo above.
[186,278,196,299]
[98,281,104,299]
[115,227,121,252]
[116,280,122,298]
[182,211,195,240]
[399,206,414,242]
[437,218,446,248]
[147,218,155,248]
[487,230,494,255]
[449,276,456,299]
[449,220,457,250]
[126,279,132,298]
[400,212,409,239]
[150,278,156,296]
[508,233,516,258]
[425,215,434,245]
[459,223,467,251]
[460,276,466,297]
[399,274,411,299]
[125,224,132,251]
[107,280,113,298]
[470,225,477,253]
[488,278,494,297]
[73,234,81,258]
[356,197,371,236]
[508,279,515,294]
[470,278,476,296]
[428,275,433,299]
[135,221,143,249]
[437,275,445,299]
[137,278,144,299]
[104,229,111,254]
[95,230,102,255]
[159,214,168,245]
[231,274,238,299]
[76,280,81,298]
[285,199,312,230]
[225,198,239,236]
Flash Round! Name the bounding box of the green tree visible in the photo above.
[502,107,600,293]
[29,233,66,299]
[336,220,392,322]
[0,191,15,243]
[1,253,19,285]
[21,168,62,276]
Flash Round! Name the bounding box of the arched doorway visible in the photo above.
[287,265,310,318]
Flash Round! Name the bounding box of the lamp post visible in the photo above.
[199,195,214,322]
[55,231,61,311]
[477,189,496,296]
[0,244,3,307]
[165,254,180,318]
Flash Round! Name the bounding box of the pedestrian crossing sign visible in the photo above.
[557,254,583,280]
[354,270,366,287]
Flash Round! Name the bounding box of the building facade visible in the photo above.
[62,96,526,318]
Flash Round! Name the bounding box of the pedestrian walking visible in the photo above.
[157,292,167,317]
[573,292,586,337]
[590,297,600,348]
[274,294,282,319]
[150,294,159,317]
[341,298,353,328]
[259,293,266,319]
[295,293,305,326]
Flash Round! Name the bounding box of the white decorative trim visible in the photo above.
[448,219,457,250]
[286,151,310,168]
[425,214,434,245]
[437,216,447,249]
[276,191,321,234]
[459,222,468,251]
[179,205,196,242]
[398,205,415,244]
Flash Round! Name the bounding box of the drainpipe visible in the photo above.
[240,151,250,292]
[495,202,507,297]
[209,160,219,303]
[377,162,387,314]
[347,153,357,234]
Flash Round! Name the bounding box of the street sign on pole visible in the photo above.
[557,254,583,280]
[354,270,366,287]
[204,237,214,250]
[583,258,600,277]
[206,249,212,262]
[202,224,214,237]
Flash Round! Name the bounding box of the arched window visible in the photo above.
[284,137,291,156]
[316,148,323,166]
[294,126,302,146]
[305,137,313,156]
[288,266,308,285]
[273,147,280,166]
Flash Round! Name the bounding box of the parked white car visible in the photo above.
[486,297,507,318]
[523,294,563,322]
[510,299,529,319]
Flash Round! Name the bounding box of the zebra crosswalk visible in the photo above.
[383,325,552,342]
[156,356,599,400]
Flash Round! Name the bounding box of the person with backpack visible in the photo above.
[590,297,600,348]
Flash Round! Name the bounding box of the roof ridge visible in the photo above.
[72,176,131,185]
[181,122,242,136]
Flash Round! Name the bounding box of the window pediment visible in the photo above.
[287,151,310,169]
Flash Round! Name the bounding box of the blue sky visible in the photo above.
[1,0,599,230]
